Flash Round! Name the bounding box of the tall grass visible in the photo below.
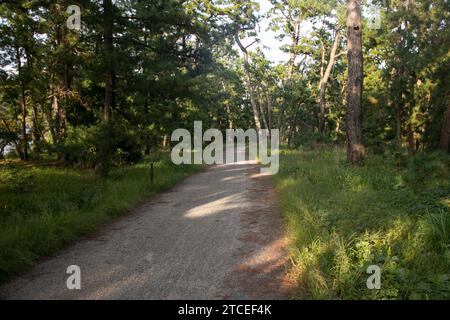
[0,153,203,283]
[273,147,450,299]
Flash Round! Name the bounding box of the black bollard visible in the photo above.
[150,161,154,183]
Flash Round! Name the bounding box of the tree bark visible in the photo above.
[278,19,301,131]
[266,92,272,130]
[318,30,341,134]
[234,33,261,132]
[287,20,301,81]
[16,46,28,161]
[31,104,41,154]
[346,0,365,164]
[51,3,73,146]
[258,95,269,129]
[393,63,405,151]
[103,0,114,122]
[50,90,59,144]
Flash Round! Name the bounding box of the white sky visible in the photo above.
[235,0,381,64]
[235,0,291,64]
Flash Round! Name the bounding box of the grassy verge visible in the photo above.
[0,152,203,283]
[273,147,450,299]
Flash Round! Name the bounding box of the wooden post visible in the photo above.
[150,162,154,183]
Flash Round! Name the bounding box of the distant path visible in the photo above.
[0,159,291,299]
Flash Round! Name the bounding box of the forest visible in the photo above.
[0,0,449,300]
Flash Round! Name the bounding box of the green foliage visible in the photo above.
[53,122,142,176]
[0,154,204,282]
[404,151,450,192]
[0,0,449,299]
[53,125,98,168]
[273,147,450,299]
[290,131,333,148]
[95,122,143,177]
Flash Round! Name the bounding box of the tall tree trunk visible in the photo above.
[221,80,233,129]
[31,105,41,154]
[266,92,272,130]
[439,104,450,152]
[58,61,71,140]
[235,33,261,133]
[287,112,299,147]
[52,3,73,146]
[24,41,40,155]
[346,0,365,164]
[287,21,301,81]
[259,95,269,129]
[278,20,301,132]
[50,90,59,144]
[318,30,341,134]
[393,63,405,151]
[16,46,28,161]
[103,0,114,122]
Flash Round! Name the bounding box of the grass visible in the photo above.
[0,152,204,283]
[272,147,450,299]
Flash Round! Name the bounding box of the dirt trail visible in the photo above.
[0,161,292,300]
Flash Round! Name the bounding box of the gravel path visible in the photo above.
[0,160,291,300]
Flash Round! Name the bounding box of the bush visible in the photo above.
[291,131,333,148]
[404,151,450,192]
[53,126,98,168]
[54,121,143,175]
[95,122,143,176]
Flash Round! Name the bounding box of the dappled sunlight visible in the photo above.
[250,171,274,178]
[184,193,245,219]
[218,165,257,173]
[238,238,288,274]
[274,148,450,299]
[82,265,144,300]
[229,234,294,299]
[220,176,241,182]
[196,190,228,201]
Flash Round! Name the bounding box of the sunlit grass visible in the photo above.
[0,153,204,283]
[273,147,450,299]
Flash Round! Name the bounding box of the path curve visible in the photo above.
[0,162,291,299]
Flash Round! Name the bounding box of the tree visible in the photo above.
[235,33,262,132]
[103,0,114,122]
[318,27,344,134]
[346,0,365,164]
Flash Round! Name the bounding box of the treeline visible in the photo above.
[0,0,259,175]
[264,0,449,156]
[0,0,449,174]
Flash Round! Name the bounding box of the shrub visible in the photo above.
[53,125,98,168]
[404,151,450,192]
[95,122,143,176]
[54,122,143,175]
[291,131,333,148]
